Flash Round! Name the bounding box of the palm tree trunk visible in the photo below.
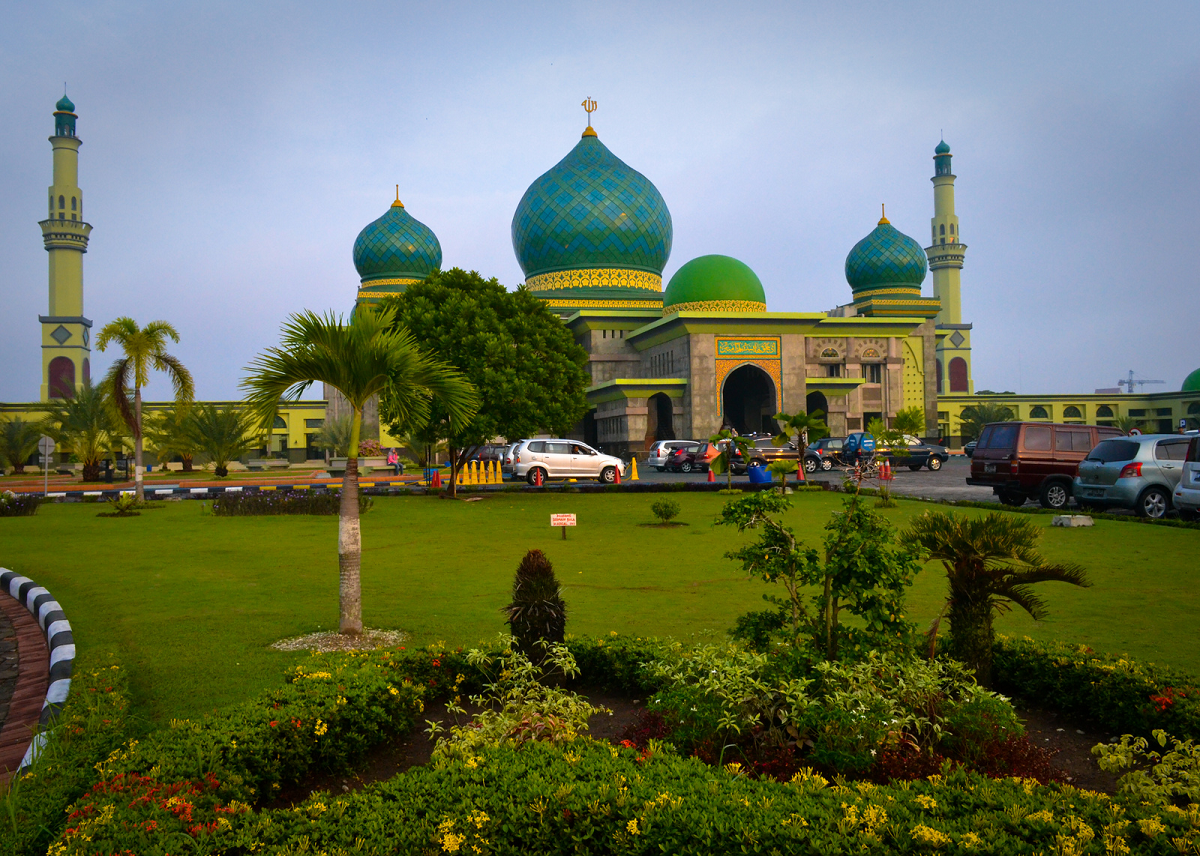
[338,408,364,635]
[947,596,994,687]
[448,445,458,498]
[181,455,193,473]
[134,387,144,503]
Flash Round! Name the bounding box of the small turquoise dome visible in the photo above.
[1182,368,1200,393]
[352,200,442,285]
[935,139,950,155]
[511,129,672,283]
[845,215,928,296]
[56,94,75,113]
[663,255,766,314]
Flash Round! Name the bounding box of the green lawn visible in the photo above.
[0,492,1195,727]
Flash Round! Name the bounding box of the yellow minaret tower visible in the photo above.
[925,139,973,395]
[39,94,93,401]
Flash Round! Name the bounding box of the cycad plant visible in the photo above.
[901,511,1091,686]
[957,403,1016,444]
[0,417,43,475]
[144,405,200,472]
[312,413,354,458]
[42,382,126,482]
[772,409,828,475]
[503,549,567,662]
[709,429,753,491]
[183,404,258,477]
[1113,414,1143,436]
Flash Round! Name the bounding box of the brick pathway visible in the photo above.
[0,593,49,782]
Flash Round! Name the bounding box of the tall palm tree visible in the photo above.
[957,403,1016,444]
[242,305,476,635]
[901,511,1091,687]
[183,404,258,477]
[96,318,194,501]
[42,382,127,482]
[773,409,828,475]
[0,417,44,475]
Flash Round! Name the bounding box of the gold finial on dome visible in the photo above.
[581,97,598,137]
[391,185,404,208]
[878,203,889,225]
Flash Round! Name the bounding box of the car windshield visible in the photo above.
[1085,439,1140,463]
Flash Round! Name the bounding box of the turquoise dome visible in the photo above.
[511,129,672,283]
[352,201,442,286]
[935,139,951,155]
[845,216,928,295]
[56,94,75,113]
[663,255,766,314]
[1182,368,1200,393]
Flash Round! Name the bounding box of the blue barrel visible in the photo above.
[747,464,773,484]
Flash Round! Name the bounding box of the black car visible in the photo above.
[803,437,846,472]
[964,440,977,458]
[876,435,950,471]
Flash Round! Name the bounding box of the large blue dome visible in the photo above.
[845,215,928,296]
[352,199,442,289]
[511,129,672,293]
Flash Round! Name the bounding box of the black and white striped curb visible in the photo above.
[0,569,73,771]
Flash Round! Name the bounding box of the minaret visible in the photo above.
[925,139,973,395]
[39,94,93,401]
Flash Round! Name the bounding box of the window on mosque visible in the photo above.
[948,357,968,392]
[950,223,955,234]
[935,359,943,394]
[71,197,76,210]
[59,195,64,208]
[1029,405,1049,419]
[867,364,882,384]
[939,224,945,235]
[1189,402,1200,415]
[821,348,839,359]
[1097,405,1114,417]
[827,364,842,378]
[1063,405,1082,418]
[940,238,946,244]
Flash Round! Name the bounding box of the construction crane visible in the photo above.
[1117,370,1165,393]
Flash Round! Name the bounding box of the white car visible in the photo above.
[647,440,692,471]
[511,439,627,484]
[1172,435,1200,521]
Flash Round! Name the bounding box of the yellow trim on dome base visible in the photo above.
[526,269,663,292]
[664,300,767,316]
[540,298,664,309]
[360,277,422,288]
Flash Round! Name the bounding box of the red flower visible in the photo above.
[269,720,277,728]
[432,659,441,667]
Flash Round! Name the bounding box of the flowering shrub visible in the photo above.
[357,439,382,457]
[993,635,1200,740]
[211,490,372,516]
[0,489,40,517]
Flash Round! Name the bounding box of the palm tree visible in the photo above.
[183,404,258,477]
[1112,414,1143,436]
[957,403,1016,444]
[42,382,127,482]
[0,417,44,475]
[144,404,201,472]
[242,305,476,635]
[96,318,194,501]
[772,409,828,476]
[312,412,354,458]
[709,428,753,491]
[901,511,1091,687]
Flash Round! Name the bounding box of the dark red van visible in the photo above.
[967,422,1124,509]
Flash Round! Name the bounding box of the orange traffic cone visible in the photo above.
[707,467,715,483]
[614,463,621,485]
[431,469,441,489]
[535,467,543,487]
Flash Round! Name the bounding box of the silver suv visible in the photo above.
[1074,434,1190,518]
[512,439,627,485]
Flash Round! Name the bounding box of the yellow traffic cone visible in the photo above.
[465,461,474,486]
[492,460,499,484]
[629,456,640,481]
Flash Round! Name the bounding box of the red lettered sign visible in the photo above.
[550,514,577,527]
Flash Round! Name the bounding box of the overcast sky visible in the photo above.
[2,1,1198,401]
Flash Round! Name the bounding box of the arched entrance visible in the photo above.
[644,393,675,447]
[806,391,828,419]
[721,365,778,435]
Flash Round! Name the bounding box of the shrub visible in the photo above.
[0,490,40,517]
[650,498,680,523]
[211,490,372,516]
[1094,729,1200,805]
[502,549,566,661]
[357,438,382,457]
[102,494,141,516]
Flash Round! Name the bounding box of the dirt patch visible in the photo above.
[1015,705,1119,793]
[637,522,689,528]
[269,629,409,653]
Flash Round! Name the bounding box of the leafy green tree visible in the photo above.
[866,417,909,506]
[182,404,258,477]
[901,511,1091,687]
[1113,414,1144,435]
[957,403,1016,444]
[381,269,590,496]
[720,491,919,660]
[42,382,127,482]
[242,305,476,634]
[892,405,927,437]
[144,405,200,472]
[772,409,828,475]
[709,428,753,491]
[96,318,194,501]
[0,417,43,475]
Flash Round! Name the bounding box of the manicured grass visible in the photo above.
[0,492,1195,726]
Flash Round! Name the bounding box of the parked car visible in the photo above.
[964,440,977,458]
[804,437,846,472]
[967,422,1124,509]
[1075,434,1190,518]
[511,439,626,484]
[501,441,524,476]
[665,441,736,473]
[647,440,693,471]
[467,444,508,463]
[741,436,800,472]
[1172,435,1200,521]
[876,435,951,471]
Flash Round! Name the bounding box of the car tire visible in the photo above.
[599,466,616,484]
[926,457,943,472]
[656,467,666,472]
[908,463,923,471]
[1039,481,1071,510]
[999,491,1026,507]
[821,458,833,471]
[526,467,547,486]
[680,461,693,473]
[804,457,818,473]
[751,458,767,468]
[1136,486,1170,519]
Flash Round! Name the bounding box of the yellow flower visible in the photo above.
[465,756,479,769]
[961,831,982,849]
[314,719,328,736]
[627,818,640,835]
[725,762,743,775]
[441,832,465,852]
[914,794,938,811]
[388,686,399,696]
[1137,817,1165,837]
[1026,809,1053,824]
[911,824,951,847]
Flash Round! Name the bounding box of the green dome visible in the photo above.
[662,255,766,314]
[934,139,950,155]
[845,216,928,296]
[1182,368,1200,392]
[56,94,75,113]
[352,200,442,289]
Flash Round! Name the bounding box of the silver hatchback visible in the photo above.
[1074,434,1191,518]
[647,440,692,471]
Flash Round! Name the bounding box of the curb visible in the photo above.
[0,569,74,771]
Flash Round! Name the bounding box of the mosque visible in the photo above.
[8,97,1199,461]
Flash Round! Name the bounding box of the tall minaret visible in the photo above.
[39,94,93,401]
[925,139,973,395]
